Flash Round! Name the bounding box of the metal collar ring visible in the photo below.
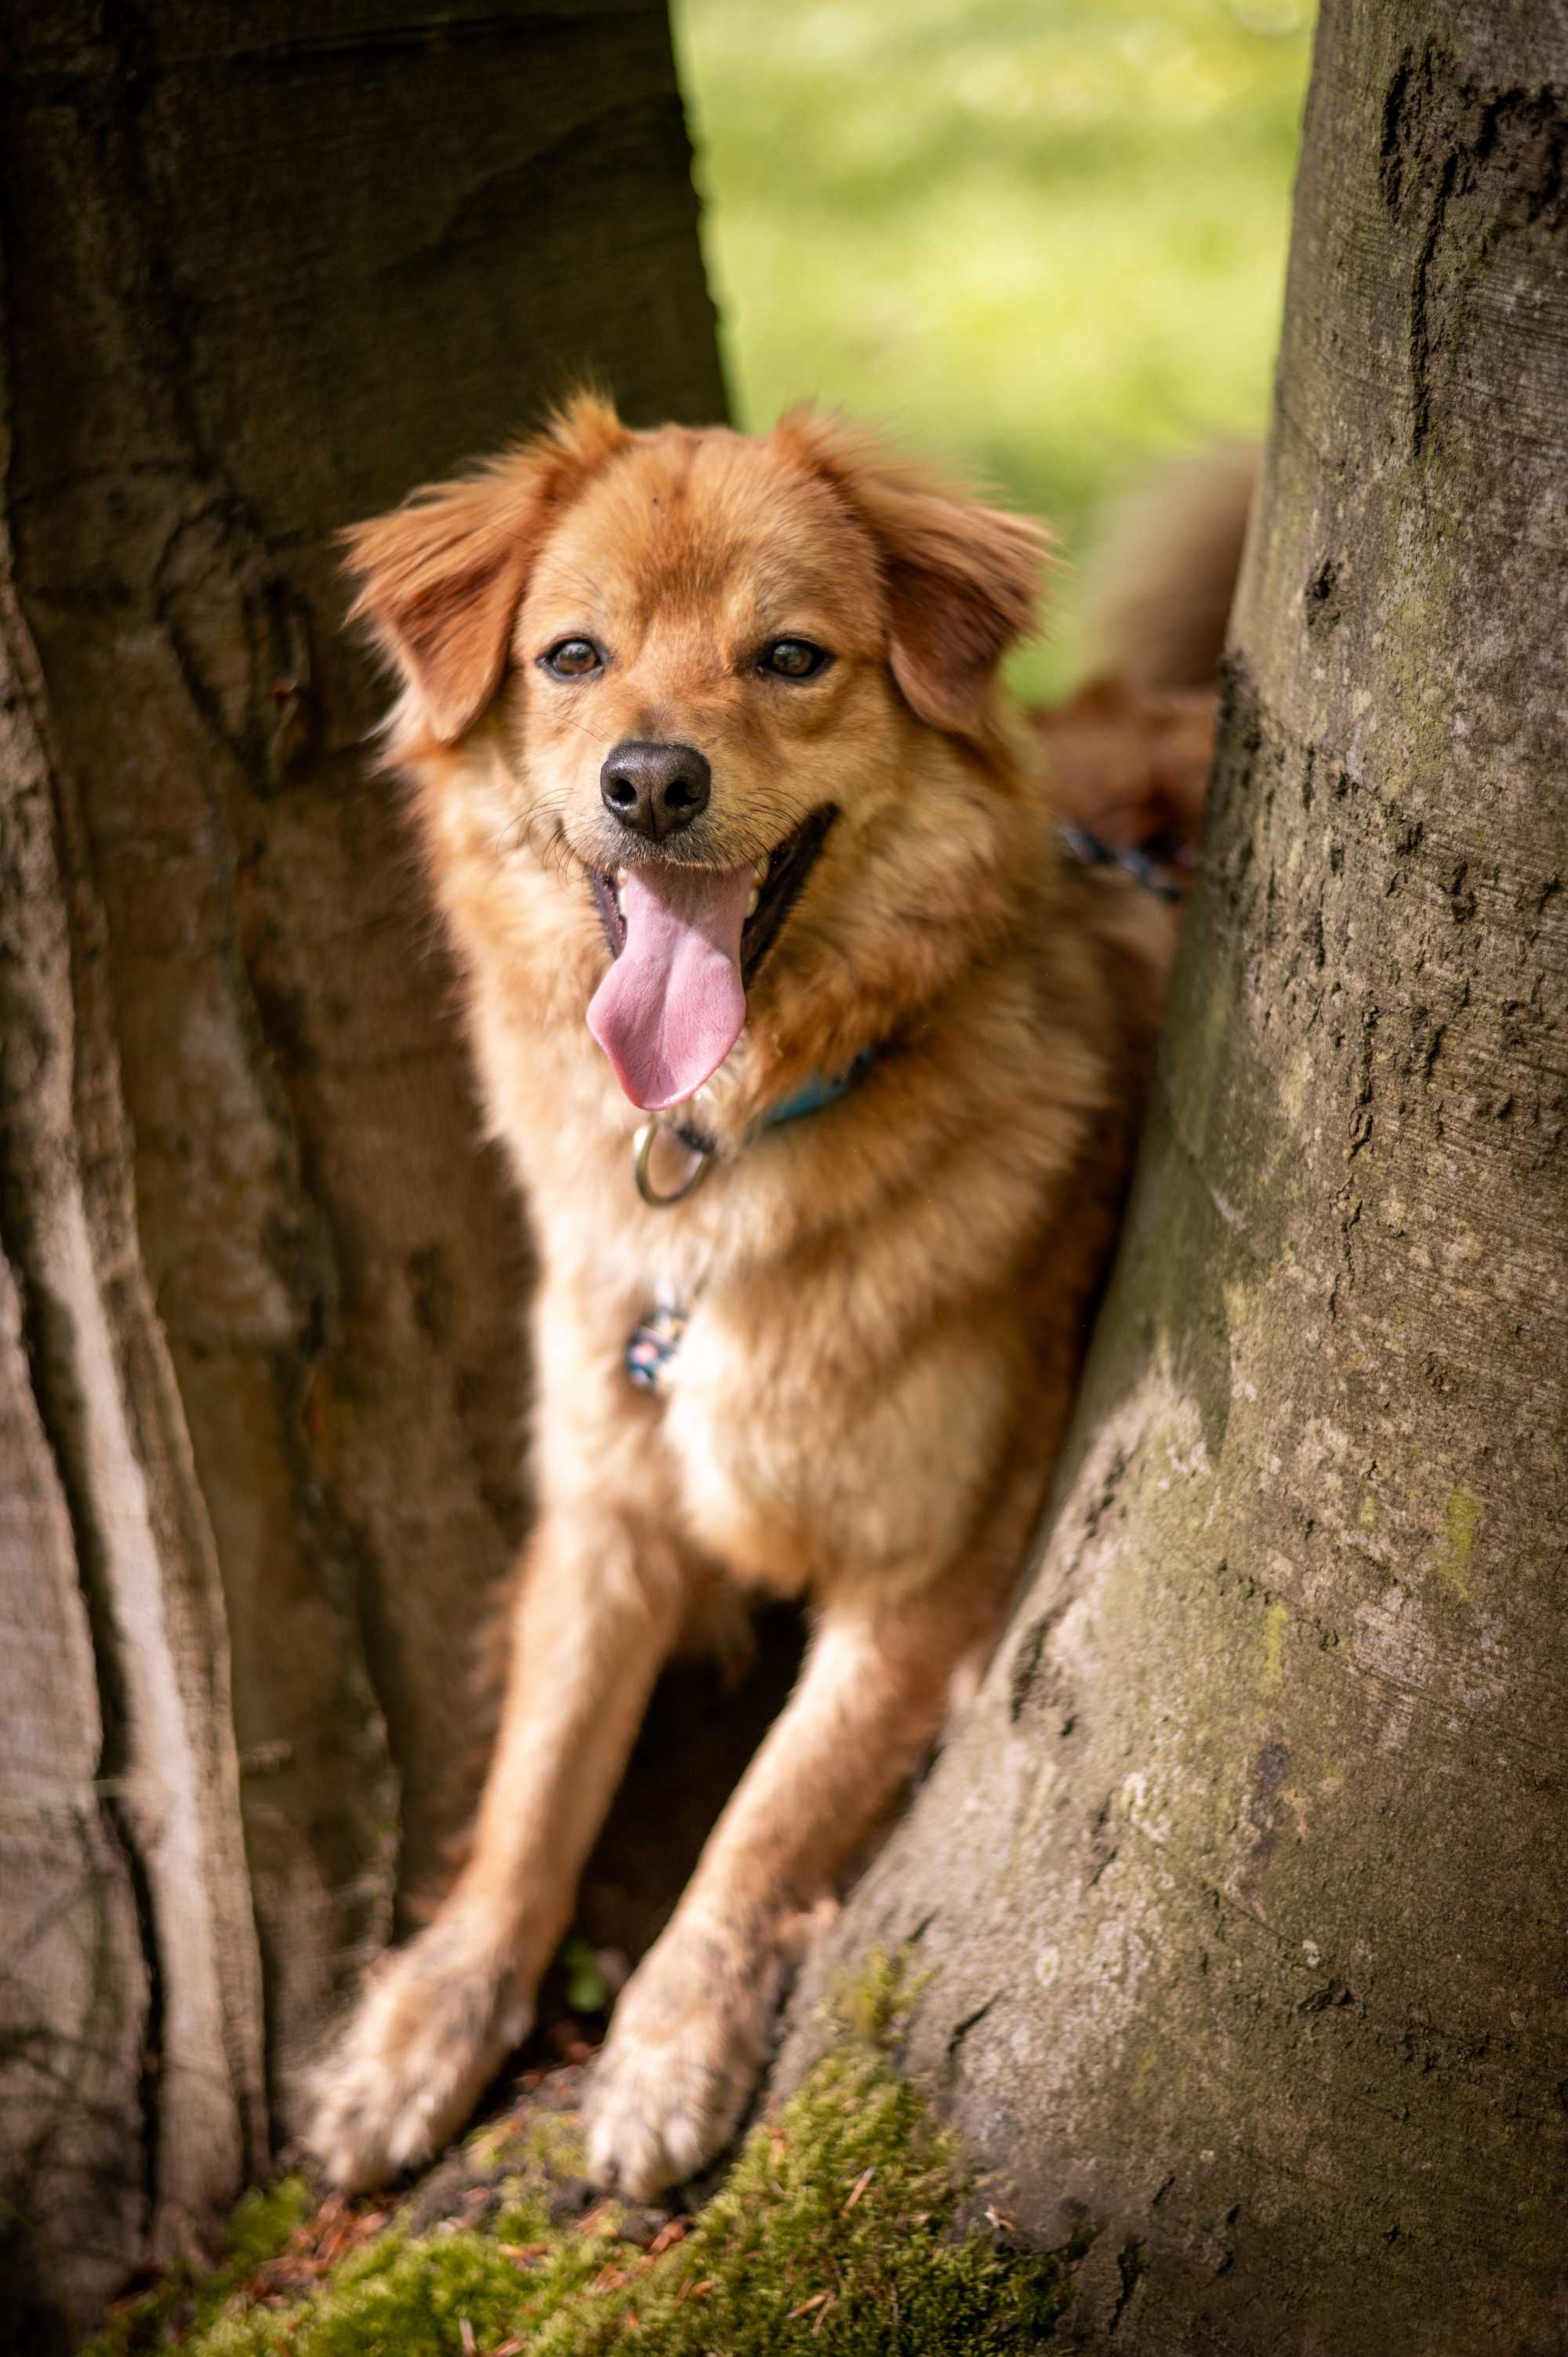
[633,1120,714,1208]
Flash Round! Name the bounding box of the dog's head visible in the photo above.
[346,395,1047,1111]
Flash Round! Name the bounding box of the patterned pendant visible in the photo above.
[624,1302,688,1391]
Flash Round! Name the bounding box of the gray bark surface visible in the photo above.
[0,2,723,2332]
[785,6,1568,2352]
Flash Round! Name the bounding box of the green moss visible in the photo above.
[88,1967,1075,2356]
[220,2184,314,2279]
[557,1935,611,2017]
[533,2043,1069,2354]
[187,2207,612,2357]
[85,2177,312,2357]
[832,1941,928,2051]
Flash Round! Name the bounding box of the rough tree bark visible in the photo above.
[0,3,723,2336]
[786,5,1567,2351]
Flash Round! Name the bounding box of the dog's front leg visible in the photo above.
[310,1506,690,2189]
[583,1581,993,2198]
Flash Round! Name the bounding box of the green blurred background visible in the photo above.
[675,0,1315,696]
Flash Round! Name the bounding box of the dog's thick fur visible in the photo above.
[1035,445,1256,875]
[309,400,1249,2199]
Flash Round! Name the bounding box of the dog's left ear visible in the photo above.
[343,393,629,744]
[775,409,1050,735]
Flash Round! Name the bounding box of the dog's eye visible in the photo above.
[759,639,831,681]
[542,638,603,679]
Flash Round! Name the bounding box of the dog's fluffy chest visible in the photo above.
[646,1266,1012,1601]
[522,1048,1080,1606]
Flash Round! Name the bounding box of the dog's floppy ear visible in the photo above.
[775,408,1050,735]
[343,392,629,744]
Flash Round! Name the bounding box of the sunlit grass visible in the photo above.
[675,0,1313,692]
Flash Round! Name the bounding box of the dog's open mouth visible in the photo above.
[586,804,837,1113]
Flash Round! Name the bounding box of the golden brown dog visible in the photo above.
[308,398,1247,2199]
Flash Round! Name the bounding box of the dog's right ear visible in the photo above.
[773,407,1051,738]
[343,393,628,745]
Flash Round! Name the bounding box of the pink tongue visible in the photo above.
[587,863,753,1110]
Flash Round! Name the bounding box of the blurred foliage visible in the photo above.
[676,0,1314,692]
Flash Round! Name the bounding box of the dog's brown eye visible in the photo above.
[760,639,830,681]
[542,638,603,679]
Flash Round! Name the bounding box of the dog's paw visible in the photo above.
[307,1916,532,2192]
[583,1924,781,2199]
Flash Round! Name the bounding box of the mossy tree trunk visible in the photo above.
[0,3,723,2336]
[787,5,1568,2349]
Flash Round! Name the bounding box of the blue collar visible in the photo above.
[632,1042,883,1208]
[761,1044,882,1129]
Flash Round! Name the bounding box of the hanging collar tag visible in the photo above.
[625,1299,689,1390]
[622,1046,883,1386]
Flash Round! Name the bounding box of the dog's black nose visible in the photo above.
[600,741,711,841]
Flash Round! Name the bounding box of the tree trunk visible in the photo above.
[0,4,722,2334]
[785,5,1568,2350]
